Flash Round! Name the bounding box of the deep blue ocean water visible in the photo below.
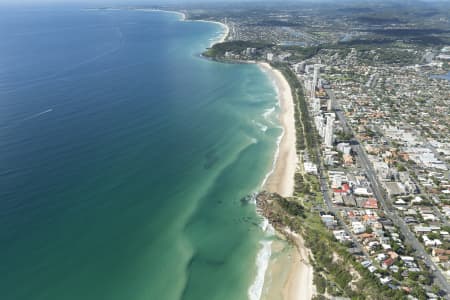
[0,7,280,300]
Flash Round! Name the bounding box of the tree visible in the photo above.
[314,273,327,294]
[431,284,441,295]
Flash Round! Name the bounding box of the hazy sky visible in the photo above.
[0,0,443,6]
[0,0,255,5]
[0,0,308,7]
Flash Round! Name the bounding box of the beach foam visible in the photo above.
[248,240,272,300]
[260,126,284,188]
[260,217,275,236]
[249,106,284,300]
[254,62,309,300]
[253,120,268,133]
[142,9,229,47]
[262,106,276,123]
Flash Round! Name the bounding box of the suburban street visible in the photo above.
[317,162,371,259]
[326,88,450,295]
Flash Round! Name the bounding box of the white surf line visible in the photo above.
[248,240,272,300]
[22,109,53,122]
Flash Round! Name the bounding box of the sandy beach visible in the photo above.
[259,62,315,300]
[283,229,316,300]
[193,19,229,44]
[259,62,297,197]
[146,9,230,45]
[193,20,229,48]
[140,9,230,47]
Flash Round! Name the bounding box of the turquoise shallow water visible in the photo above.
[0,7,280,300]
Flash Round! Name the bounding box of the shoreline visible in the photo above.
[257,62,315,300]
[258,62,297,198]
[142,9,229,46]
[131,8,187,21]
[192,19,229,45]
[87,8,230,46]
[118,9,311,299]
[144,10,313,299]
[152,10,307,299]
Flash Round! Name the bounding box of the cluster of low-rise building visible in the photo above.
[323,49,450,279]
[290,45,450,295]
[322,204,432,292]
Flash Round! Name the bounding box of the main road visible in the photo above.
[293,84,370,259]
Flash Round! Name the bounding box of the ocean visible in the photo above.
[0,7,281,300]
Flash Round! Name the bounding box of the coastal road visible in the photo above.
[374,124,450,229]
[326,88,450,296]
[293,81,369,258]
[298,85,370,259]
